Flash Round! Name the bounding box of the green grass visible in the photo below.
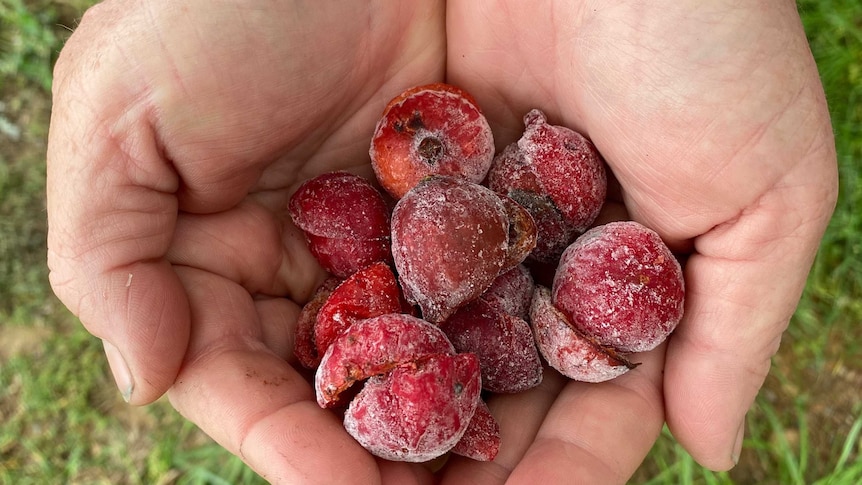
[1,0,860,483]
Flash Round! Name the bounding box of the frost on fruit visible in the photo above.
[391,176,513,323]
[487,109,607,263]
[343,352,481,462]
[288,171,392,278]
[370,83,495,199]
[315,313,454,408]
[552,221,685,353]
[530,286,635,383]
[441,299,542,393]
[480,264,535,321]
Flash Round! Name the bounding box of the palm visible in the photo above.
[447,0,837,475]
[48,1,836,483]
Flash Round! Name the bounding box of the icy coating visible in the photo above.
[441,299,542,393]
[518,109,606,232]
[289,171,390,239]
[391,176,509,323]
[370,83,495,199]
[480,264,535,320]
[530,286,632,383]
[315,313,455,408]
[487,109,606,262]
[342,353,481,462]
[552,221,685,353]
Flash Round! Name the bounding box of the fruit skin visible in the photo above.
[370,83,495,199]
[392,176,529,323]
[313,262,405,359]
[343,352,481,463]
[552,221,685,353]
[530,286,635,383]
[315,313,455,408]
[441,299,542,393]
[451,400,500,461]
[288,171,392,278]
[480,264,535,321]
[293,277,340,369]
[487,109,607,263]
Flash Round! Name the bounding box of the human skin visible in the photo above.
[46,1,837,484]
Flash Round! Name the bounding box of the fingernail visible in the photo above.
[731,418,745,465]
[103,340,134,403]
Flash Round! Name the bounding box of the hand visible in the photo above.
[47,1,837,485]
[444,0,838,479]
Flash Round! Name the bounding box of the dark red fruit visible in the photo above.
[451,400,500,461]
[441,299,542,393]
[294,278,340,369]
[391,176,535,323]
[289,171,392,278]
[343,352,481,462]
[314,262,404,358]
[315,313,454,408]
[487,109,607,262]
[530,286,635,382]
[553,221,685,353]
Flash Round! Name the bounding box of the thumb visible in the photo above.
[663,154,836,470]
[46,7,192,405]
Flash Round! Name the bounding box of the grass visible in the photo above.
[1,0,860,483]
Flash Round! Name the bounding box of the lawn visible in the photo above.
[1,1,860,483]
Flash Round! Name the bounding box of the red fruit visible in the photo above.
[392,176,536,323]
[315,313,455,408]
[451,400,500,461]
[441,299,542,393]
[289,171,392,278]
[370,83,495,199]
[343,352,481,462]
[294,277,340,369]
[487,109,607,262]
[553,221,685,353]
[480,264,535,321]
[314,262,405,358]
[530,286,635,382]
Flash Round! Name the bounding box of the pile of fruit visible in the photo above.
[288,83,685,463]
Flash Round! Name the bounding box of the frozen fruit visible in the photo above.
[392,176,535,323]
[487,109,607,262]
[441,299,542,393]
[553,221,685,353]
[289,171,392,278]
[343,352,481,462]
[315,313,455,408]
[314,262,405,358]
[451,400,501,461]
[294,277,340,369]
[370,83,495,199]
[480,264,535,321]
[530,286,636,382]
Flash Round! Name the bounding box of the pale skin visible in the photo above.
[46,1,837,484]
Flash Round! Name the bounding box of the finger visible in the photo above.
[166,266,399,484]
[664,158,837,470]
[439,369,567,484]
[506,347,666,485]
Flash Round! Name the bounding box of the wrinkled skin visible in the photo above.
[47,1,837,484]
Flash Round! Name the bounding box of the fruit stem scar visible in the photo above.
[418,137,444,165]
